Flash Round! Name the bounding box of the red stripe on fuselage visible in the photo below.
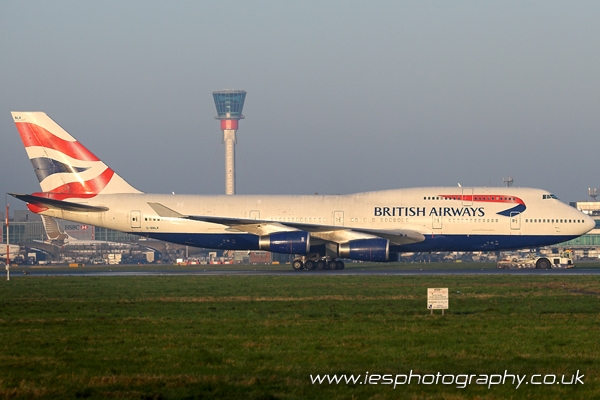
[15,122,100,162]
[440,194,525,205]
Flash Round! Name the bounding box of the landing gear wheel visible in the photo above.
[335,260,345,270]
[327,260,338,270]
[292,260,304,271]
[304,260,316,270]
[323,261,331,270]
[316,260,326,270]
[536,258,551,269]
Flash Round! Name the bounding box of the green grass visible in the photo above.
[20,259,600,273]
[0,274,599,399]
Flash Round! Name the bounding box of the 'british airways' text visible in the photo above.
[374,207,485,217]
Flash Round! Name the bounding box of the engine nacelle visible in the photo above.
[259,231,310,254]
[338,238,389,262]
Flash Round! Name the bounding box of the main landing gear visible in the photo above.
[292,256,345,271]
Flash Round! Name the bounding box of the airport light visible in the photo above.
[212,90,247,195]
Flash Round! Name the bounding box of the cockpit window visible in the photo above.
[543,194,558,200]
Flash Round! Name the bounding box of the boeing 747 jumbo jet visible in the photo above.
[9,112,595,270]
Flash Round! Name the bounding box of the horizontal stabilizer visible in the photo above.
[10,193,109,212]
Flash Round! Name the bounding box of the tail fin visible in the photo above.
[40,215,69,244]
[11,112,142,199]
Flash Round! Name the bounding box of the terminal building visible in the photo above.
[561,200,600,252]
[1,210,138,243]
[1,210,158,265]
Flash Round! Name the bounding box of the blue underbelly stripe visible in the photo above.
[135,232,577,253]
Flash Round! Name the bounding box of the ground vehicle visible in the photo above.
[497,250,574,269]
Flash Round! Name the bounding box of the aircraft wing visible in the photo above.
[313,227,425,246]
[148,202,424,246]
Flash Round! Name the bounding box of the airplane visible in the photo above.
[9,111,596,270]
[39,215,130,248]
[39,215,158,264]
[0,243,20,261]
[40,215,69,244]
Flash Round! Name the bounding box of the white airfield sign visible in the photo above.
[428,288,449,310]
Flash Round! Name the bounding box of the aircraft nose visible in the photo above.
[584,214,596,233]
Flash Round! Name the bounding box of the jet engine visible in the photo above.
[338,238,389,262]
[259,231,310,254]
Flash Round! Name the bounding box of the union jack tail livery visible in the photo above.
[11,112,141,199]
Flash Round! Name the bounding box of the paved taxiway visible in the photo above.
[11,266,600,277]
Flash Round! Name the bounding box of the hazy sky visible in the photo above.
[1,1,599,208]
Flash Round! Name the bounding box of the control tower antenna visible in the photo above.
[212,90,247,195]
[503,177,513,187]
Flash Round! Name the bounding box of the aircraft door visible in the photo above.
[432,216,442,229]
[462,188,473,206]
[250,210,260,220]
[334,211,344,226]
[510,212,521,230]
[130,210,141,229]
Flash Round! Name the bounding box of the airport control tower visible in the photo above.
[213,90,247,195]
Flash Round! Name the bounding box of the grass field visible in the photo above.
[0,270,598,399]
[19,259,600,272]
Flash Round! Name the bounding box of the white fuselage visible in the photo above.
[34,186,594,254]
[0,244,20,260]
